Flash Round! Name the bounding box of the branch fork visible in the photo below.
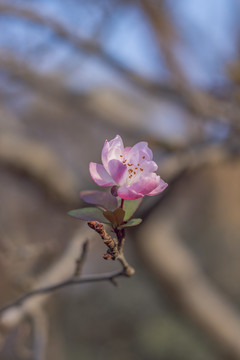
[88,221,135,277]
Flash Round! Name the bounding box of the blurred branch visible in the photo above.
[0,225,134,327]
[0,131,78,205]
[0,228,90,331]
[0,270,126,317]
[137,216,240,360]
[0,54,189,151]
[32,307,48,360]
[141,0,186,84]
[140,143,240,221]
[0,3,239,132]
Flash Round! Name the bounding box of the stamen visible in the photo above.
[140,168,143,171]
[142,156,145,159]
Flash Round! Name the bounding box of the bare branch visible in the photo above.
[0,131,78,205]
[88,221,135,277]
[0,224,135,322]
[138,219,240,360]
[0,271,127,317]
[73,240,89,277]
[0,229,91,330]
[141,0,186,85]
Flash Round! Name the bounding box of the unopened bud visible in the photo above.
[111,185,118,197]
[103,253,112,260]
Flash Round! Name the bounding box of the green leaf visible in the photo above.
[80,190,118,211]
[123,198,143,220]
[103,208,125,226]
[119,218,142,228]
[68,207,110,224]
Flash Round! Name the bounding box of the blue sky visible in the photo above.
[1,0,239,89]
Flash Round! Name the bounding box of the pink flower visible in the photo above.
[89,135,168,200]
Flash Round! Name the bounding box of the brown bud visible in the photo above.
[88,221,103,230]
[103,253,112,260]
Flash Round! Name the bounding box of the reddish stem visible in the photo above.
[120,198,124,209]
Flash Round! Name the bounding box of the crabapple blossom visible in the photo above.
[89,135,168,200]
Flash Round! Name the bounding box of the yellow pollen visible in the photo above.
[134,171,136,175]
[142,156,145,159]
[120,155,123,157]
[140,168,143,171]
[137,163,140,166]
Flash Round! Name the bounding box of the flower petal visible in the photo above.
[101,135,124,170]
[89,162,115,187]
[117,186,144,200]
[148,178,168,196]
[108,159,127,185]
[101,140,110,169]
[127,141,153,163]
[140,160,158,174]
[128,173,161,196]
[123,147,131,156]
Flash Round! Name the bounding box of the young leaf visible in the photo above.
[103,208,125,226]
[68,207,110,224]
[119,218,142,228]
[80,190,118,211]
[123,198,142,221]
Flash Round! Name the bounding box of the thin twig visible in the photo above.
[0,270,125,316]
[73,240,89,277]
[87,221,135,276]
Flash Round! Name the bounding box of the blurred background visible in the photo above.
[0,0,240,359]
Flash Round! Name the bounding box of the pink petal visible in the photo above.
[140,160,158,173]
[108,134,124,149]
[108,159,127,186]
[148,178,168,196]
[129,173,161,196]
[101,135,124,170]
[117,186,144,200]
[128,141,153,163]
[123,147,131,156]
[101,140,110,169]
[89,162,115,187]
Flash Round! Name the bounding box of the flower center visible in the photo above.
[120,154,144,184]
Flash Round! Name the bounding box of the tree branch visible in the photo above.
[0,269,125,317]
[137,216,240,360]
[0,3,239,132]
[0,224,135,321]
